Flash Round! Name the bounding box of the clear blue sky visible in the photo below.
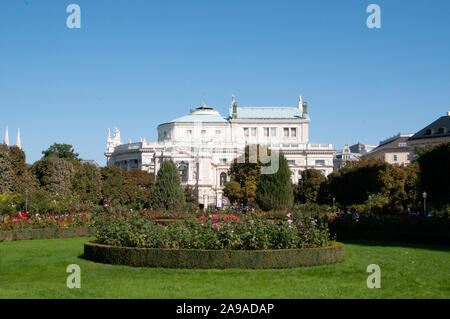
[1,0,449,165]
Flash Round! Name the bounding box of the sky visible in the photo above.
[1,0,449,165]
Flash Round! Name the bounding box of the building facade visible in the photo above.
[333,142,377,172]
[105,96,334,208]
[407,111,450,155]
[363,133,413,165]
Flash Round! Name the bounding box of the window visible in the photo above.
[298,170,302,175]
[219,158,227,163]
[315,160,326,165]
[186,130,192,135]
[398,142,407,147]
[270,127,277,136]
[215,130,221,135]
[178,163,189,182]
[244,128,249,137]
[264,128,269,136]
[393,155,398,161]
[291,128,297,137]
[220,172,227,187]
[251,127,257,136]
[284,128,289,137]
[288,160,295,165]
[201,130,206,135]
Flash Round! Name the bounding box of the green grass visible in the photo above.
[0,237,449,298]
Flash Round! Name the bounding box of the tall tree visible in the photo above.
[0,144,13,193]
[256,151,293,210]
[71,161,102,204]
[417,142,450,209]
[123,170,155,209]
[32,157,75,195]
[295,169,327,204]
[42,143,79,160]
[100,166,127,207]
[151,160,185,210]
[8,146,39,194]
[224,145,266,206]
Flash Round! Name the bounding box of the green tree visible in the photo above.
[42,143,79,160]
[71,161,102,205]
[295,169,327,204]
[100,167,127,207]
[9,146,39,194]
[224,145,266,206]
[150,160,185,210]
[123,170,155,209]
[31,157,75,195]
[256,151,293,210]
[0,145,14,194]
[417,142,450,210]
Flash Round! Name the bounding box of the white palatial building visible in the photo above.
[105,96,334,208]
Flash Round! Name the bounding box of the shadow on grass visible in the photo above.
[341,239,450,252]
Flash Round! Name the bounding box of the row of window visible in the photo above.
[243,127,297,137]
[186,129,222,136]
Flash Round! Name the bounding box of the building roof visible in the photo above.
[166,103,228,124]
[229,106,304,120]
[408,113,450,141]
[368,134,412,154]
[168,113,228,123]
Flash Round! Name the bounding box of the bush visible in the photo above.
[93,210,332,250]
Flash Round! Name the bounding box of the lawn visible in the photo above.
[0,237,449,298]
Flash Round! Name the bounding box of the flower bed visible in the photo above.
[94,211,332,250]
[84,241,345,269]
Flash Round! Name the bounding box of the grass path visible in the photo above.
[0,237,449,298]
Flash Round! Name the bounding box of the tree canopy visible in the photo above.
[42,143,79,160]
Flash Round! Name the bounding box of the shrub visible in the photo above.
[93,210,332,250]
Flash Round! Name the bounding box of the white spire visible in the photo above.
[4,126,9,146]
[16,128,21,149]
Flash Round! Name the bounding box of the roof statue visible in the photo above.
[16,128,21,149]
[4,126,9,146]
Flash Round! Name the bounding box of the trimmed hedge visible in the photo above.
[84,241,345,269]
[334,231,450,246]
[0,227,94,242]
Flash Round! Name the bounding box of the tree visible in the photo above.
[8,146,39,194]
[328,159,415,212]
[100,167,127,207]
[71,161,102,205]
[151,160,185,210]
[32,157,75,195]
[0,145,14,193]
[123,170,155,209]
[295,169,327,204]
[42,143,79,160]
[224,145,266,206]
[417,142,450,210]
[256,151,293,210]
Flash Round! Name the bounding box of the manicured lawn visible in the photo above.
[0,237,449,298]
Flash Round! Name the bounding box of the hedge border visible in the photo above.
[334,231,450,246]
[83,241,345,269]
[0,227,94,242]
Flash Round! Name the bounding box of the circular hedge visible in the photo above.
[84,241,345,269]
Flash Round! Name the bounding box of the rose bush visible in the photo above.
[93,210,332,250]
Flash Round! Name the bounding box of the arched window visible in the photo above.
[220,172,227,187]
[178,162,189,182]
